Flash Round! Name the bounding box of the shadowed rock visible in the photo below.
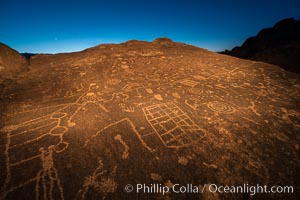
[21,53,37,59]
[223,18,300,73]
[0,43,29,77]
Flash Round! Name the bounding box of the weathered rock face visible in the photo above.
[0,43,28,77]
[223,18,300,73]
[0,39,299,199]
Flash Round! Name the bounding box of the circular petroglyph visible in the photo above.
[49,126,68,136]
[207,101,235,114]
[54,141,69,153]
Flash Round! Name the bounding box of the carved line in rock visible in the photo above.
[84,118,155,153]
[142,102,205,148]
[0,83,112,199]
[207,101,236,114]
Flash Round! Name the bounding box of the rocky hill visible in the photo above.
[223,18,300,73]
[0,43,28,77]
[0,39,299,199]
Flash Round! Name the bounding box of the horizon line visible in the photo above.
[1,38,235,55]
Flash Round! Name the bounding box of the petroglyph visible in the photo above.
[193,75,208,80]
[150,173,162,181]
[1,39,299,199]
[1,143,64,200]
[185,98,201,110]
[145,88,153,94]
[84,118,155,153]
[121,83,138,92]
[280,108,300,128]
[154,94,163,101]
[142,103,206,148]
[114,134,129,159]
[179,79,199,87]
[119,103,135,113]
[207,101,236,114]
[171,92,181,99]
[76,159,117,200]
[105,78,121,86]
[0,82,120,199]
[35,146,64,200]
[189,87,203,95]
[248,101,261,117]
[178,157,189,166]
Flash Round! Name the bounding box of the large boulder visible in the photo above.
[223,18,300,73]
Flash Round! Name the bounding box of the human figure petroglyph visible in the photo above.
[35,145,64,200]
[0,82,119,199]
[248,101,261,117]
[0,137,65,199]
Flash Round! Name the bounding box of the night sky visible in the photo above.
[1,0,300,53]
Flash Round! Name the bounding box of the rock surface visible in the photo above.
[0,39,299,199]
[223,18,300,73]
[0,43,28,77]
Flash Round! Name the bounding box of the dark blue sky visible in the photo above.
[1,0,300,53]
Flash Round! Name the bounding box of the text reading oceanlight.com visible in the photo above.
[124,183,294,196]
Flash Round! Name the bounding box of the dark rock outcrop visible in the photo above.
[223,18,300,73]
[21,52,37,59]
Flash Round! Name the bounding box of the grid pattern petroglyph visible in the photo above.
[143,103,205,148]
